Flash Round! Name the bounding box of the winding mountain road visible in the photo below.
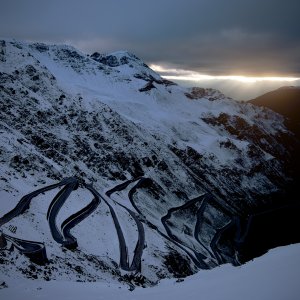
[0,177,78,264]
[86,185,132,270]
[61,183,101,249]
[161,193,219,268]
[105,180,146,272]
[121,178,207,268]
[46,178,79,244]
[1,232,47,265]
[194,194,217,259]
[0,175,255,271]
[0,177,75,227]
[0,177,145,270]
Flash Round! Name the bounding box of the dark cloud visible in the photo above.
[1,0,300,76]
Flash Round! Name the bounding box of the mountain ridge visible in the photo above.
[249,86,300,136]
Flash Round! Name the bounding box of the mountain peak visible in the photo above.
[90,50,149,69]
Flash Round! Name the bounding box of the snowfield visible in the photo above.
[1,243,300,300]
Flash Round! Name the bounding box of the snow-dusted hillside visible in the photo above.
[0,39,298,286]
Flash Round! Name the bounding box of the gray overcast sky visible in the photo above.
[1,0,300,76]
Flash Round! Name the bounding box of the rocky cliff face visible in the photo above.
[0,39,298,286]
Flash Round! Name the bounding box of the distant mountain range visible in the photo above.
[249,86,300,137]
[249,86,300,191]
[0,39,299,287]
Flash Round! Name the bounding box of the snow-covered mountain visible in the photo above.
[0,39,298,287]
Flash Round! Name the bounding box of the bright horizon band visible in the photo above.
[150,64,300,83]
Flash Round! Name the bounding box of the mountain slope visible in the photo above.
[0,39,298,286]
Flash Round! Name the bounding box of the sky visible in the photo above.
[1,0,300,99]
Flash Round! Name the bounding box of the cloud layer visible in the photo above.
[1,0,300,76]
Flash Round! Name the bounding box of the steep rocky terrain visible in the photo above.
[0,39,298,287]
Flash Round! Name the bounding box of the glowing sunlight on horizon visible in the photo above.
[150,64,300,84]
